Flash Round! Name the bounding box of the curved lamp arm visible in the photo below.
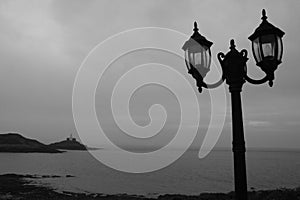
[244,74,269,85]
[202,52,226,89]
[188,54,225,93]
[245,65,276,87]
[239,49,272,86]
[241,48,272,87]
[241,47,269,85]
[202,53,225,89]
[202,77,225,89]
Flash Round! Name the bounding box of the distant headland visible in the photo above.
[0,133,95,153]
[0,133,62,153]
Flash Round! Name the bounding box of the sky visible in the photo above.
[0,0,299,149]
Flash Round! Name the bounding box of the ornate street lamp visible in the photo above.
[248,9,285,87]
[182,9,284,200]
[182,22,213,92]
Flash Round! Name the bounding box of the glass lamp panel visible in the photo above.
[260,34,276,60]
[205,49,211,69]
[184,42,211,76]
[276,35,283,61]
[194,52,204,72]
[207,49,212,69]
[189,52,195,67]
[194,49,211,76]
[194,52,202,65]
[252,38,262,63]
[184,50,192,70]
[190,44,205,67]
[194,50,210,70]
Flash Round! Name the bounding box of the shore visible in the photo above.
[0,174,299,200]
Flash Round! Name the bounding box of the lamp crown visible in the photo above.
[248,9,285,41]
[182,22,213,51]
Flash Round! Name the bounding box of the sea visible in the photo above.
[0,149,299,196]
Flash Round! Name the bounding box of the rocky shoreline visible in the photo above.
[0,174,299,200]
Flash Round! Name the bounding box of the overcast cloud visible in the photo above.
[0,0,299,149]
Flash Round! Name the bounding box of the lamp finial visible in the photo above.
[193,21,199,32]
[230,39,236,49]
[261,9,267,21]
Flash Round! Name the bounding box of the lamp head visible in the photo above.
[182,22,213,78]
[249,9,285,86]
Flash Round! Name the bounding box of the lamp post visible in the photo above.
[182,9,284,200]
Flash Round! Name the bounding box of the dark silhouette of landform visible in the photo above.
[0,133,97,153]
[48,134,88,150]
[0,133,62,153]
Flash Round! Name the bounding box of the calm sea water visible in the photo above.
[0,149,299,196]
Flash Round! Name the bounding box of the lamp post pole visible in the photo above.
[222,40,249,200]
[182,9,285,200]
[230,84,248,200]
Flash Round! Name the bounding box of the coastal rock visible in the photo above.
[48,135,87,150]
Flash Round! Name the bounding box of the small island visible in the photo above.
[0,133,62,153]
[48,134,87,150]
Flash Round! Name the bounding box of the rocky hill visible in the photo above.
[0,133,62,153]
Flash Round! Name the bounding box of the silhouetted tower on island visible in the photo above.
[66,133,76,142]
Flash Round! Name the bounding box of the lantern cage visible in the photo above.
[249,9,285,69]
[182,22,213,78]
